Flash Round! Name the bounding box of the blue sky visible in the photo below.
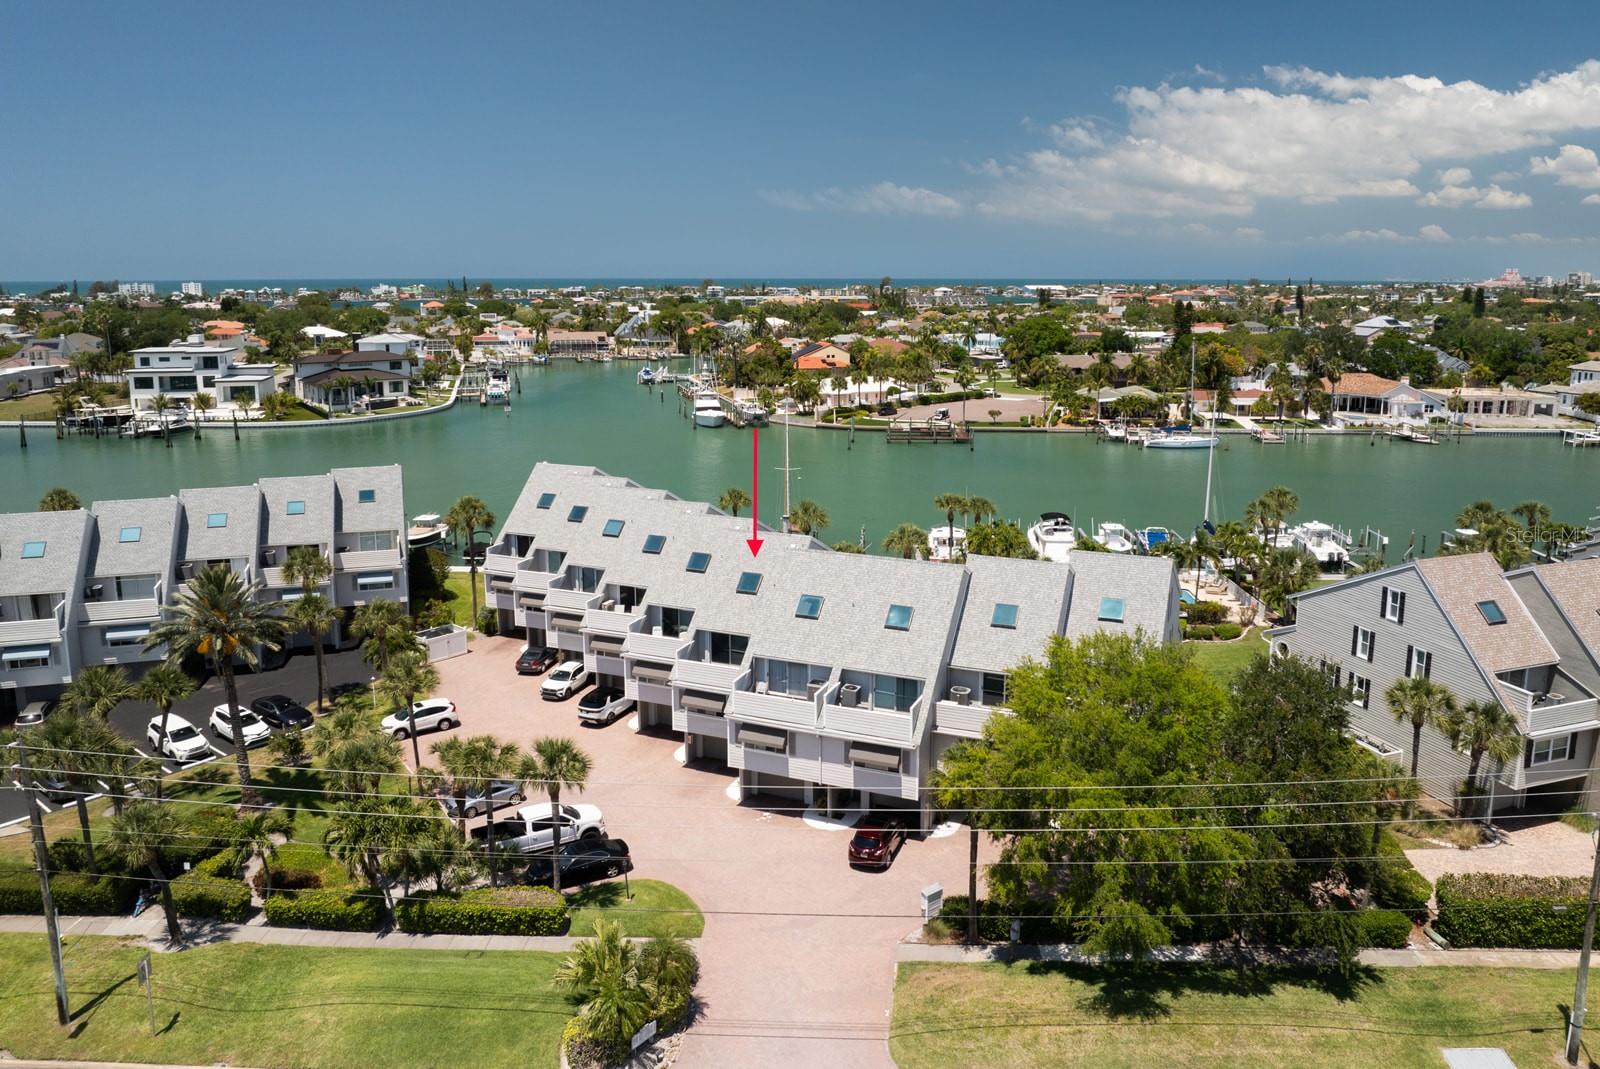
[4,0,1599,281]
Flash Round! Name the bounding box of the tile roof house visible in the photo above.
[792,341,851,370]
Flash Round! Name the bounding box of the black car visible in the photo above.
[525,837,633,887]
[250,694,315,730]
[516,645,559,676]
[876,403,896,417]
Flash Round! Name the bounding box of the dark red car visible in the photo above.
[847,816,907,868]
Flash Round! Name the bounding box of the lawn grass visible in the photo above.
[0,393,57,420]
[0,935,577,1069]
[565,878,704,939]
[1184,627,1263,685]
[442,572,478,627]
[890,961,1590,1069]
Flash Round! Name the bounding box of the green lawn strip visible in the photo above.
[564,878,704,939]
[1184,627,1263,685]
[442,572,478,626]
[0,394,57,421]
[0,934,578,1069]
[890,961,1585,1069]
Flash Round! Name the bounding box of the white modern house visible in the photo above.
[355,332,427,356]
[127,335,279,412]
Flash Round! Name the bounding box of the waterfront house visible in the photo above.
[356,332,427,356]
[546,330,611,355]
[15,333,102,365]
[127,334,279,412]
[792,342,851,371]
[0,348,72,397]
[482,463,1181,825]
[1427,384,1555,421]
[1322,372,1440,423]
[1267,553,1600,815]
[292,351,415,410]
[1571,359,1600,386]
[300,325,349,346]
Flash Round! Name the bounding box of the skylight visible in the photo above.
[358,489,376,504]
[119,527,142,543]
[642,534,666,554]
[795,594,823,619]
[567,506,588,523]
[686,552,710,573]
[286,500,306,516]
[1098,597,1126,622]
[885,604,913,631]
[1477,599,1507,625]
[20,541,46,559]
[991,603,1019,629]
[206,513,228,529]
[536,492,556,510]
[736,571,762,595]
[602,518,625,538]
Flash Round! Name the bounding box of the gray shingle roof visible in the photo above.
[332,466,406,538]
[1527,557,1600,666]
[257,474,335,549]
[85,497,180,578]
[176,484,263,563]
[0,509,91,597]
[1063,551,1180,642]
[949,555,1070,671]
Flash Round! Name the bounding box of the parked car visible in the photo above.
[516,645,559,676]
[526,837,633,887]
[876,403,896,417]
[14,700,55,729]
[470,802,606,855]
[28,773,76,803]
[250,694,314,730]
[209,705,273,747]
[847,815,908,869]
[540,661,589,700]
[146,715,212,763]
[381,698,458,739]
[577,688,630,726]
[440,779,526,819]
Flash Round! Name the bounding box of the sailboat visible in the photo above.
[1145,339,1219,450]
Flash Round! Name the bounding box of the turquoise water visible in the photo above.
[4,362,1594,556]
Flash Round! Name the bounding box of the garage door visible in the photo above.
[1522,775,1586,814]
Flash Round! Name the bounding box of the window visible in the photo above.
[708,632,748,665]
[567,506,588,523]
[991,603,1019,629]
[1382,586,1406,624]
[1,646,51,669]
[20,541,46,558]
[658,606,693,637]
[1349,674,1372,709]
[536,492,556,509]
[355,530,396,552]
[1477,600,1507,625]
[1530,734,1573,766]
[686,552,711,573]
[1352,626,1375,662]
[736,571,762,595]
[571,566,603,593]
[357,489,376,504]
[795,594,824,619]
[286,500,306,516]
[166,375,197,392]
[356,573,395,591]
[105,626,150,648]
[1406,647,1433,680]
[884,604,913,631]
[980,672,1007,707]
[642,534,666,554]
[602,518,625,538]
[115,575,158,600]
[872,673,921,712]
[133,376,154,390]
[200,356,219,370]
[118,527,142,543]
[204,512,228,529]
[1097,597,1125,622]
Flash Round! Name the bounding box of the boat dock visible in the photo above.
[1565,428,1600,447]
[886,417,972,444]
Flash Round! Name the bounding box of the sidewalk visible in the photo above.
[896,942,1583,969]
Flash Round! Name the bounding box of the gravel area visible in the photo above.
[1405,818,1595,885]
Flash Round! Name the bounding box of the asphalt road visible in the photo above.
[3,647,376,830]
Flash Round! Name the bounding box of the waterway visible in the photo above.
[4,362,1595,557]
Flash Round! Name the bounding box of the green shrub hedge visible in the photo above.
[396,886,568,936]
[1371,833,1432,916]
[1435,873,1588,948]
[0,869,134,915]
[1353,909,1413,948]
[264,888,383,931]
[1185,600,1229,625]
[171,873,252,922]
[1185,624,1214,640]
[250,866,323,895]
[1213,622,1243,640]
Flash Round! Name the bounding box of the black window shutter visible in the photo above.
[1351,625,1359,655]
[1423,652,1432,680]
[1405,644,1414,677]
[1380,586,1389,617]
[1367,634,1375,663]
[1396,591,1406,626]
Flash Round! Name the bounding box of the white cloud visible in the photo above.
[1192,64,1225,83]
[1475,185,1533,209]
[1332,224,1450,244]
[1418,167,1532,209]
[1419,224,1452,242]
[762,182,963,217]
[1585,193,1600,205]
[1438,167,1474,186]
[1508,231,1547,242]
[1529,144,1600,188]
[1233,226,1265,240]
[1340,228,1405,242]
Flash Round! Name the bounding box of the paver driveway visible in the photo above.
[427,636,990,1069]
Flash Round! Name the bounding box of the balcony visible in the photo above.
[544,587,601,613]
[260,566,292,589]
[335,547,401,571]
[482,541,521,577]
[624,631,691,661]
[1499,677,1600,735]
[672,658,750,693]
[625,677,674,706]
[729,686,823,731]
[583,607,645,636]
[513,564,559,594]
[80,597,161,625]
[547,612,585,634]
[0,599,67,644]
[683,708,730,739]
[932,698,996,739]
[734,742,823,784]
[821,692,923,747]
[486,574,516,594]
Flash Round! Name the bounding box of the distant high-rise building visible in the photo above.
[116,281,155,297]
[180,281,204,297]
[1569,271,1594,289]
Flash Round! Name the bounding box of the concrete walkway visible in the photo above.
[897,942,1585,969]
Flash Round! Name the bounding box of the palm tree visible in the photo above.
[231,809,290,895]
[1385,676,1457,780]
[435,734,520,886]
[283,545,332,594]
[351,598,413,674]
[107,802,186,945]
[286,594,340,711]
[135,663,196,796]
[34,711,120,876]
[788,499,829,537]
[553,918,654,1051]
[1511,500,1552,541]
[150,392,173,444]
[145,563,286,806]
[379,649,441,776]
[444,495,495,626]
[1258,547,1320,620]
[190,391,215,438]
[933,493,966,546]
[313,710,403,797]
[963,497,997,531]
[331,374,356,411]
[322,796,431,926]
[38,487,81,511]
[718,487,751,517]
[1161,537,1206,599]
[519,737,593,893]
[1437,699,1523,818]
[61,664,134,721]
[1245,485,1299,547]
[882,523,927,560]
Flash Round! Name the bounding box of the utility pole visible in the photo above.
[1567,820,1600,1065]
[10,740,69,1025]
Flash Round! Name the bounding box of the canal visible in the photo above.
[4,362,1595,557]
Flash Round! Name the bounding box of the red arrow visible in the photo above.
[746,423,764,556]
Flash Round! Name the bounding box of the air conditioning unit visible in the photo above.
[755,681,769,694]
[261,548,277,565]
[839,683,861,708]
[601,599,615,611]
[652,626,663,637]
[84,583,104,600]
[948,685,972,706]
[178,562,194,579]
[806,680,825,700]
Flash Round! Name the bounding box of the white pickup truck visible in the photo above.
[468,802,606,855]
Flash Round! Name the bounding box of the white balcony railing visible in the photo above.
[932,698,994,739]
[543,587,601,613]
[513,566,559,593]
[1501,679,1600,735]
[624,631,691,661]
[260,566,292,588]
[335,547,402,571]
[684,709,730,739]
[729,687,823,730]
[0,599,66,643]
[672,658,750,693]
[821,696,920,747]
[80,597,162,625]
[583,607,645,635]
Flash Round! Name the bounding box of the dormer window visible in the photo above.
[1477,600,1507,625]
[991,603,1019,629]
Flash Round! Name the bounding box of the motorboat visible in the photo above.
[1100,422,1128,442]
[1291,521,1352,569]
[120,414,193,438]
[1144,428,1218,449]
[407,513,450,548]
[1136,526,1176,553]
[484,382,509,402]
[692,391,726,428]
[1025,512,1077,563]
[530,352,550,365]
[1093,522,1137,554]
[927,525,966,562]
[638,366,656,385]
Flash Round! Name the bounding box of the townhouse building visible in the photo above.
[483,463,1181,824]
[0,466,408,719]
[1269,553,1600,814]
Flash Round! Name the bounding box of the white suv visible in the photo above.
[146,715,211,763]
[209,704,272,747]
[381,698,458,739]
[541,661,589,700]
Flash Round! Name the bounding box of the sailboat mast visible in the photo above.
[782,404,793,532]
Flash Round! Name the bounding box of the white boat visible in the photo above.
[1291,521,1351,569]
[1026,512,1077,563]
[638,366,656,384]
[484,382,508,402]
[1100,422,1128,442]
[407,513,449,548]
[1136,526,1176,553]
[692,392,726,428]
[1093,522,1138,554]
[1144,429,1218,449]
[530,353,550,365]
[927,524,966,562]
